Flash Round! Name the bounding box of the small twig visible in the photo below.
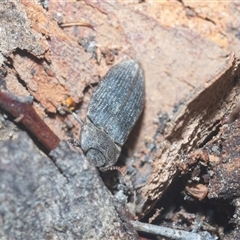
[0,88,60,151]
[130,220,205,240]
[59,22,94,29]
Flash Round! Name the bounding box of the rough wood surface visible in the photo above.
[1,0,240,238]
[178,118,240,238]
[136,54,240,218]
[0,131,138,239]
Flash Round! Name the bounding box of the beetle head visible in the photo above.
[80,118,121,169]
[86,148,106,168]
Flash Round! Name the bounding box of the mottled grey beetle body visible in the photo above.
[80,60,145,169]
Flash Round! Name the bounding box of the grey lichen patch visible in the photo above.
[0,0,47,64]
[0,132,138,239]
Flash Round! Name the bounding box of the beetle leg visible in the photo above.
[68,138,81,147]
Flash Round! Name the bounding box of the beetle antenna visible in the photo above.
[88,83,95,91]
[72,111,83,126]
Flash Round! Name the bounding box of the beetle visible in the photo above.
[72,59,145,170]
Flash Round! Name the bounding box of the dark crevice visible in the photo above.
[140,173,235,239]
[199,120,221,148]
[178,0,216,25]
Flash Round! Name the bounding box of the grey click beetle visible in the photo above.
[79,59,145,170]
